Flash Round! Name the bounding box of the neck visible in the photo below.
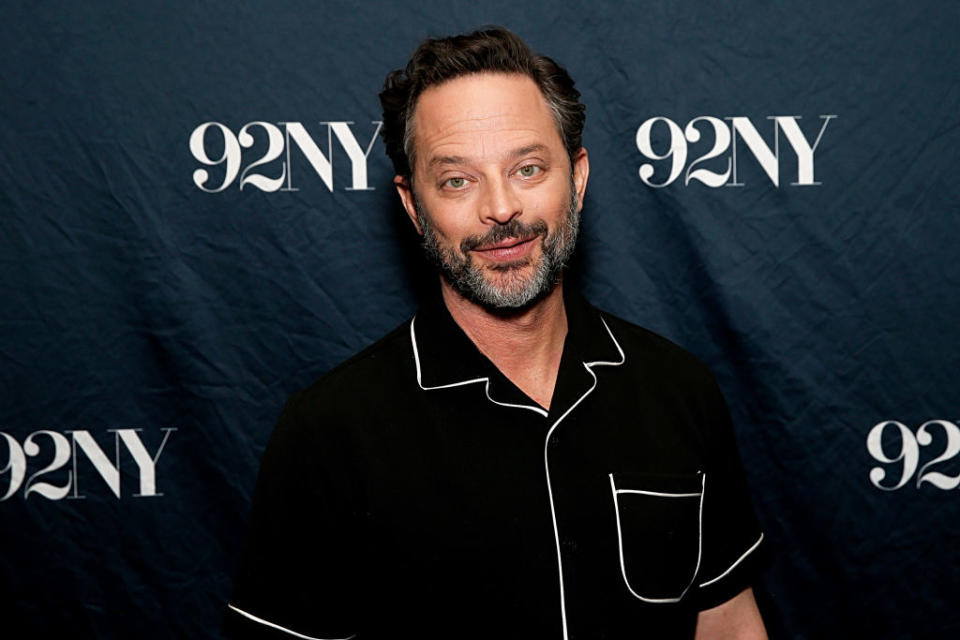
[440,279,568,411]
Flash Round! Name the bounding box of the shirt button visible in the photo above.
[549,435,560,446]
[561,538,577,551]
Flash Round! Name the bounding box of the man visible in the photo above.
[224,28,768,640]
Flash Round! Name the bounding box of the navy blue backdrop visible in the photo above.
[2,1,959,638]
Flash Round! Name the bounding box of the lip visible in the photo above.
[472,236,537,262]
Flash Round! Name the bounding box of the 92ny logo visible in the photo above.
[867,420,960,491]
[189,121,383,193]
[636,115,836,187]
[1,428,175,500]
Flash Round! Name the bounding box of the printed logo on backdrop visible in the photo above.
[189,121,383,193]
[635,115,837,188]
[867,420,960,491]
[1,428,175,500]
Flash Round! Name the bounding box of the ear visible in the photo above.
[394,175,423,235]
[571,147,590,213]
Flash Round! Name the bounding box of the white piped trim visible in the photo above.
[698,533,765,588]
[608,473,705,604]
[409,312,628,640]
[410,316,548,417]
[542,316,626,639]
[585,317,626,367]
[615,489,702,498]
[227,604,356,640]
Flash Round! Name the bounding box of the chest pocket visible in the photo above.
[607,472,704,603]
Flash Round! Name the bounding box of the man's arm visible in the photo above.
[224,391,360,639]
[694,587,767,640]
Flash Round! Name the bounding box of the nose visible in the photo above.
[479,176,522,225]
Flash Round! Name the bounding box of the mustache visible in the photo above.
[460,219,548,253]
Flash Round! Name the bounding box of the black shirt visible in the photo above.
[225,291,766,640]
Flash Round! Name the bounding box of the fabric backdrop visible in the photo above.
[2,1,958,638]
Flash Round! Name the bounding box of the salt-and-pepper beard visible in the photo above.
[414,178,580,311]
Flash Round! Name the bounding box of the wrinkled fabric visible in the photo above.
[0,1,958,638]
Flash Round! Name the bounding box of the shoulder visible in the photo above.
[307,319,412,390]
[293,318,415,410]
[594,305,716,389]
[587,303,737,462]
[269,318,416,447]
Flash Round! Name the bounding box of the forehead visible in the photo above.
[410,73,562,169]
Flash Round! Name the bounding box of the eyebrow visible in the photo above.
[428,154,468,168]
[509,143,549,159]
[427,143,551,169]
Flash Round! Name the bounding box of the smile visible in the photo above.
[471,236,538,262]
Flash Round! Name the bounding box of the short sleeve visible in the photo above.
[223,391,361,639]
[691,374,769,610]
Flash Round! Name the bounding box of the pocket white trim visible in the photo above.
[608,473,705,604]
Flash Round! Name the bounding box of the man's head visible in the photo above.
[380,28,589,311]
[380,27,585,180]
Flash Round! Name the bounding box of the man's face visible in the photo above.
[395,73,589,310]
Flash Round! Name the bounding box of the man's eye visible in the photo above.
[444,177,467,188]
[517,165,541,178]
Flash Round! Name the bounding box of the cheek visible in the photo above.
[422,205,470,242]
[531,187,571,220]
[539,173,573,206]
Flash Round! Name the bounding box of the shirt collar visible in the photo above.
[410,287,625,414]
[410,289,496,391]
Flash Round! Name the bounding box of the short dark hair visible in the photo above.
[379,27,586,179]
